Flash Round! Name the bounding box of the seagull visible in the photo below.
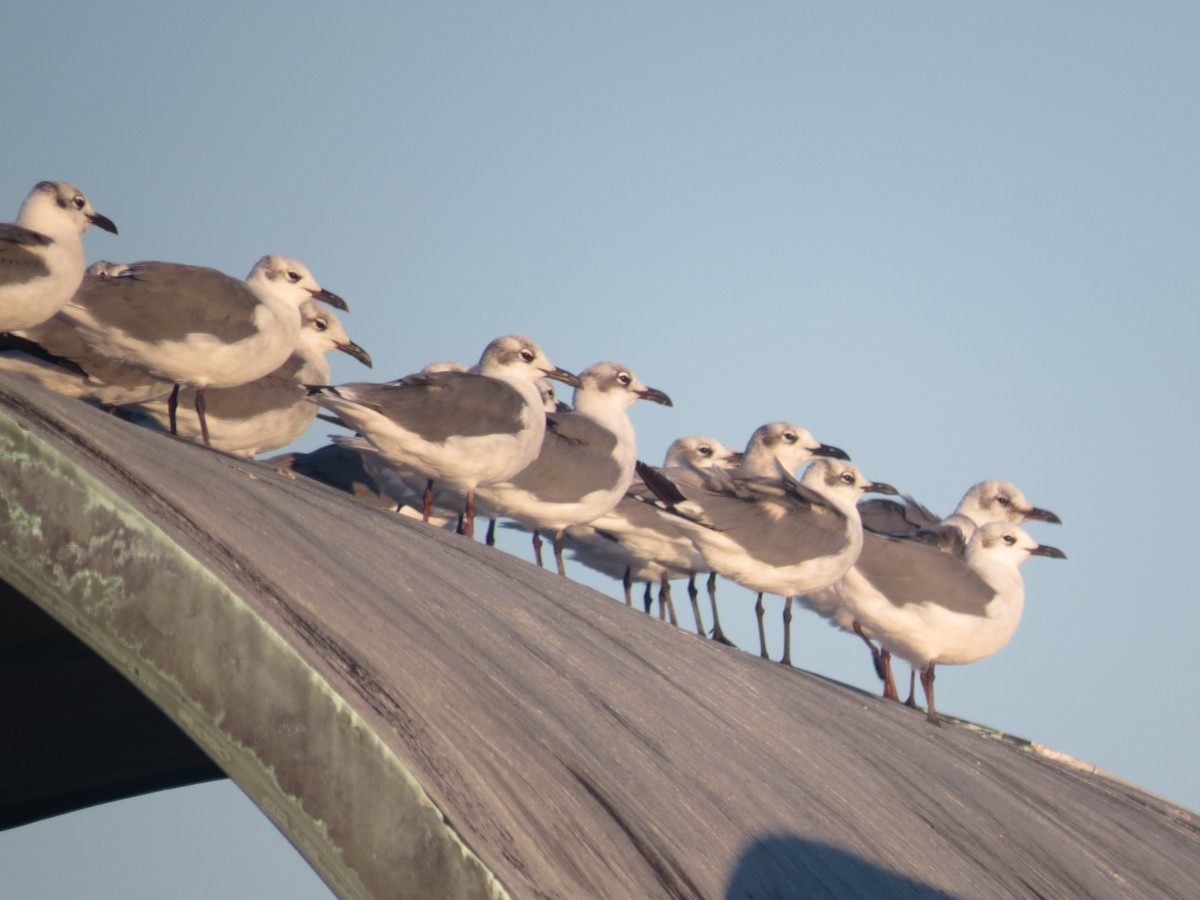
[803,480,1062,700]
[639,453,896,666]
[839,522,1066,724]
[637,422,854,660]
[308,334,579,539]
[1,181,117,333]
[58,256,347,445]
[125,302,371,456]
[473,361,672,575]
[563,435,743,637]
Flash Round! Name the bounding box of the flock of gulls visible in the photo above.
[0,180,1067,725]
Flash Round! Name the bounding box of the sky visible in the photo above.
[3,2,1198,896]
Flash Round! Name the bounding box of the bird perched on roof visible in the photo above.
[125,302,371,457]
[58,256,347,445]
[835,522,1066,724]
[474,361,672,575]
[638,449,896,667]
[308,334,579,539]
[803,479,1062,701]
[563,435,743,636]
[1,181,117,333]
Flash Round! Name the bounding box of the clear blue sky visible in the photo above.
[4,3,1197,896]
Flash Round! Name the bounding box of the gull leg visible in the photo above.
[532,530,544,568]
[194,387,210,446]
[553,528,566,576]
[167,384,180,435]
[853,620,896,700]
[485,518,496,547]
[659,573,677,625]
[708,573,733,646]
[780,596,794,666]
[755,593,768,659]
[422,480,434,522]
[462,490,476,539]
[904,670,917,708]
[686,575,705,636]
[622,566,633,606]
[642,582,654,614]
[920,663,939,726]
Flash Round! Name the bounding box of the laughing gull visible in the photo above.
[1,181,117,332]
[308,335,580,539]
[59,256,348,445]
[803,480,1062,700]
[473,361,672,575]
[563,435,743,637]
[639,454,896,667]
[637,422,853,659]
[126,303,371,456]
[839,522,1066,724]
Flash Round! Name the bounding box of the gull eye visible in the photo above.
[617,372,632,386]
[841,472,855,484]
[783,431,797,444]
[996,496,1011,506]
[314,317,329,331]
[1002,533,1017,545]
[520,348,535,362]
[286,270,302,283]
[698,445,713,457]
[73,196,86,210]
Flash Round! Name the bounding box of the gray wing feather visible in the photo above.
[502,412,621,502]
[854,531,995,616]
[0,223,52,286]
[333,372,530,442]
[69,263,261,342]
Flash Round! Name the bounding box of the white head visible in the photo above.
[663,435,743,469]
[570,361,672,417]
[474,334,580,389]
[954,480,1062,528]
[16,180,117,238]
[799,457,897,512]
[245,255,348,312]
[297,302,372,367]
[966,522,1067,569]
[738,421,849,478]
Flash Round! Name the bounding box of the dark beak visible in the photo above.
[1031,543,1067,560]
[636,386,673,407]
[542,366,581,388]
[814,443,851,461]
[337,340,373,368]
[866,481,899,496]
[1023,506,1062,525]
[723,450,745,466]
[88,212,118,235]
[309,287,349,312]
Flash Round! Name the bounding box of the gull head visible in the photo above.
[801,458,897,508]
[663,435,743,469]
[18,181,117,237]
[968,522,1067,567]
[572,361,672,415]
[476,334,580,388]
[739,421,849,478]
[247,255,348,311]
[298,302,372,367]
[956,479,1062,528]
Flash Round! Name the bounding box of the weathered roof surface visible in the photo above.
[1,371,1197,899]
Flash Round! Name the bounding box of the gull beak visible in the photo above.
[1023,506,1063,525]
[724,450,745,466]
[865,481,899,496]
[337,340,373,368]
[814,443,850,461]
[1031,543,1067,560]
[542,366,581,388]
[636,386,673,407]
[309,287,349,312]
[88,212,118,235]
